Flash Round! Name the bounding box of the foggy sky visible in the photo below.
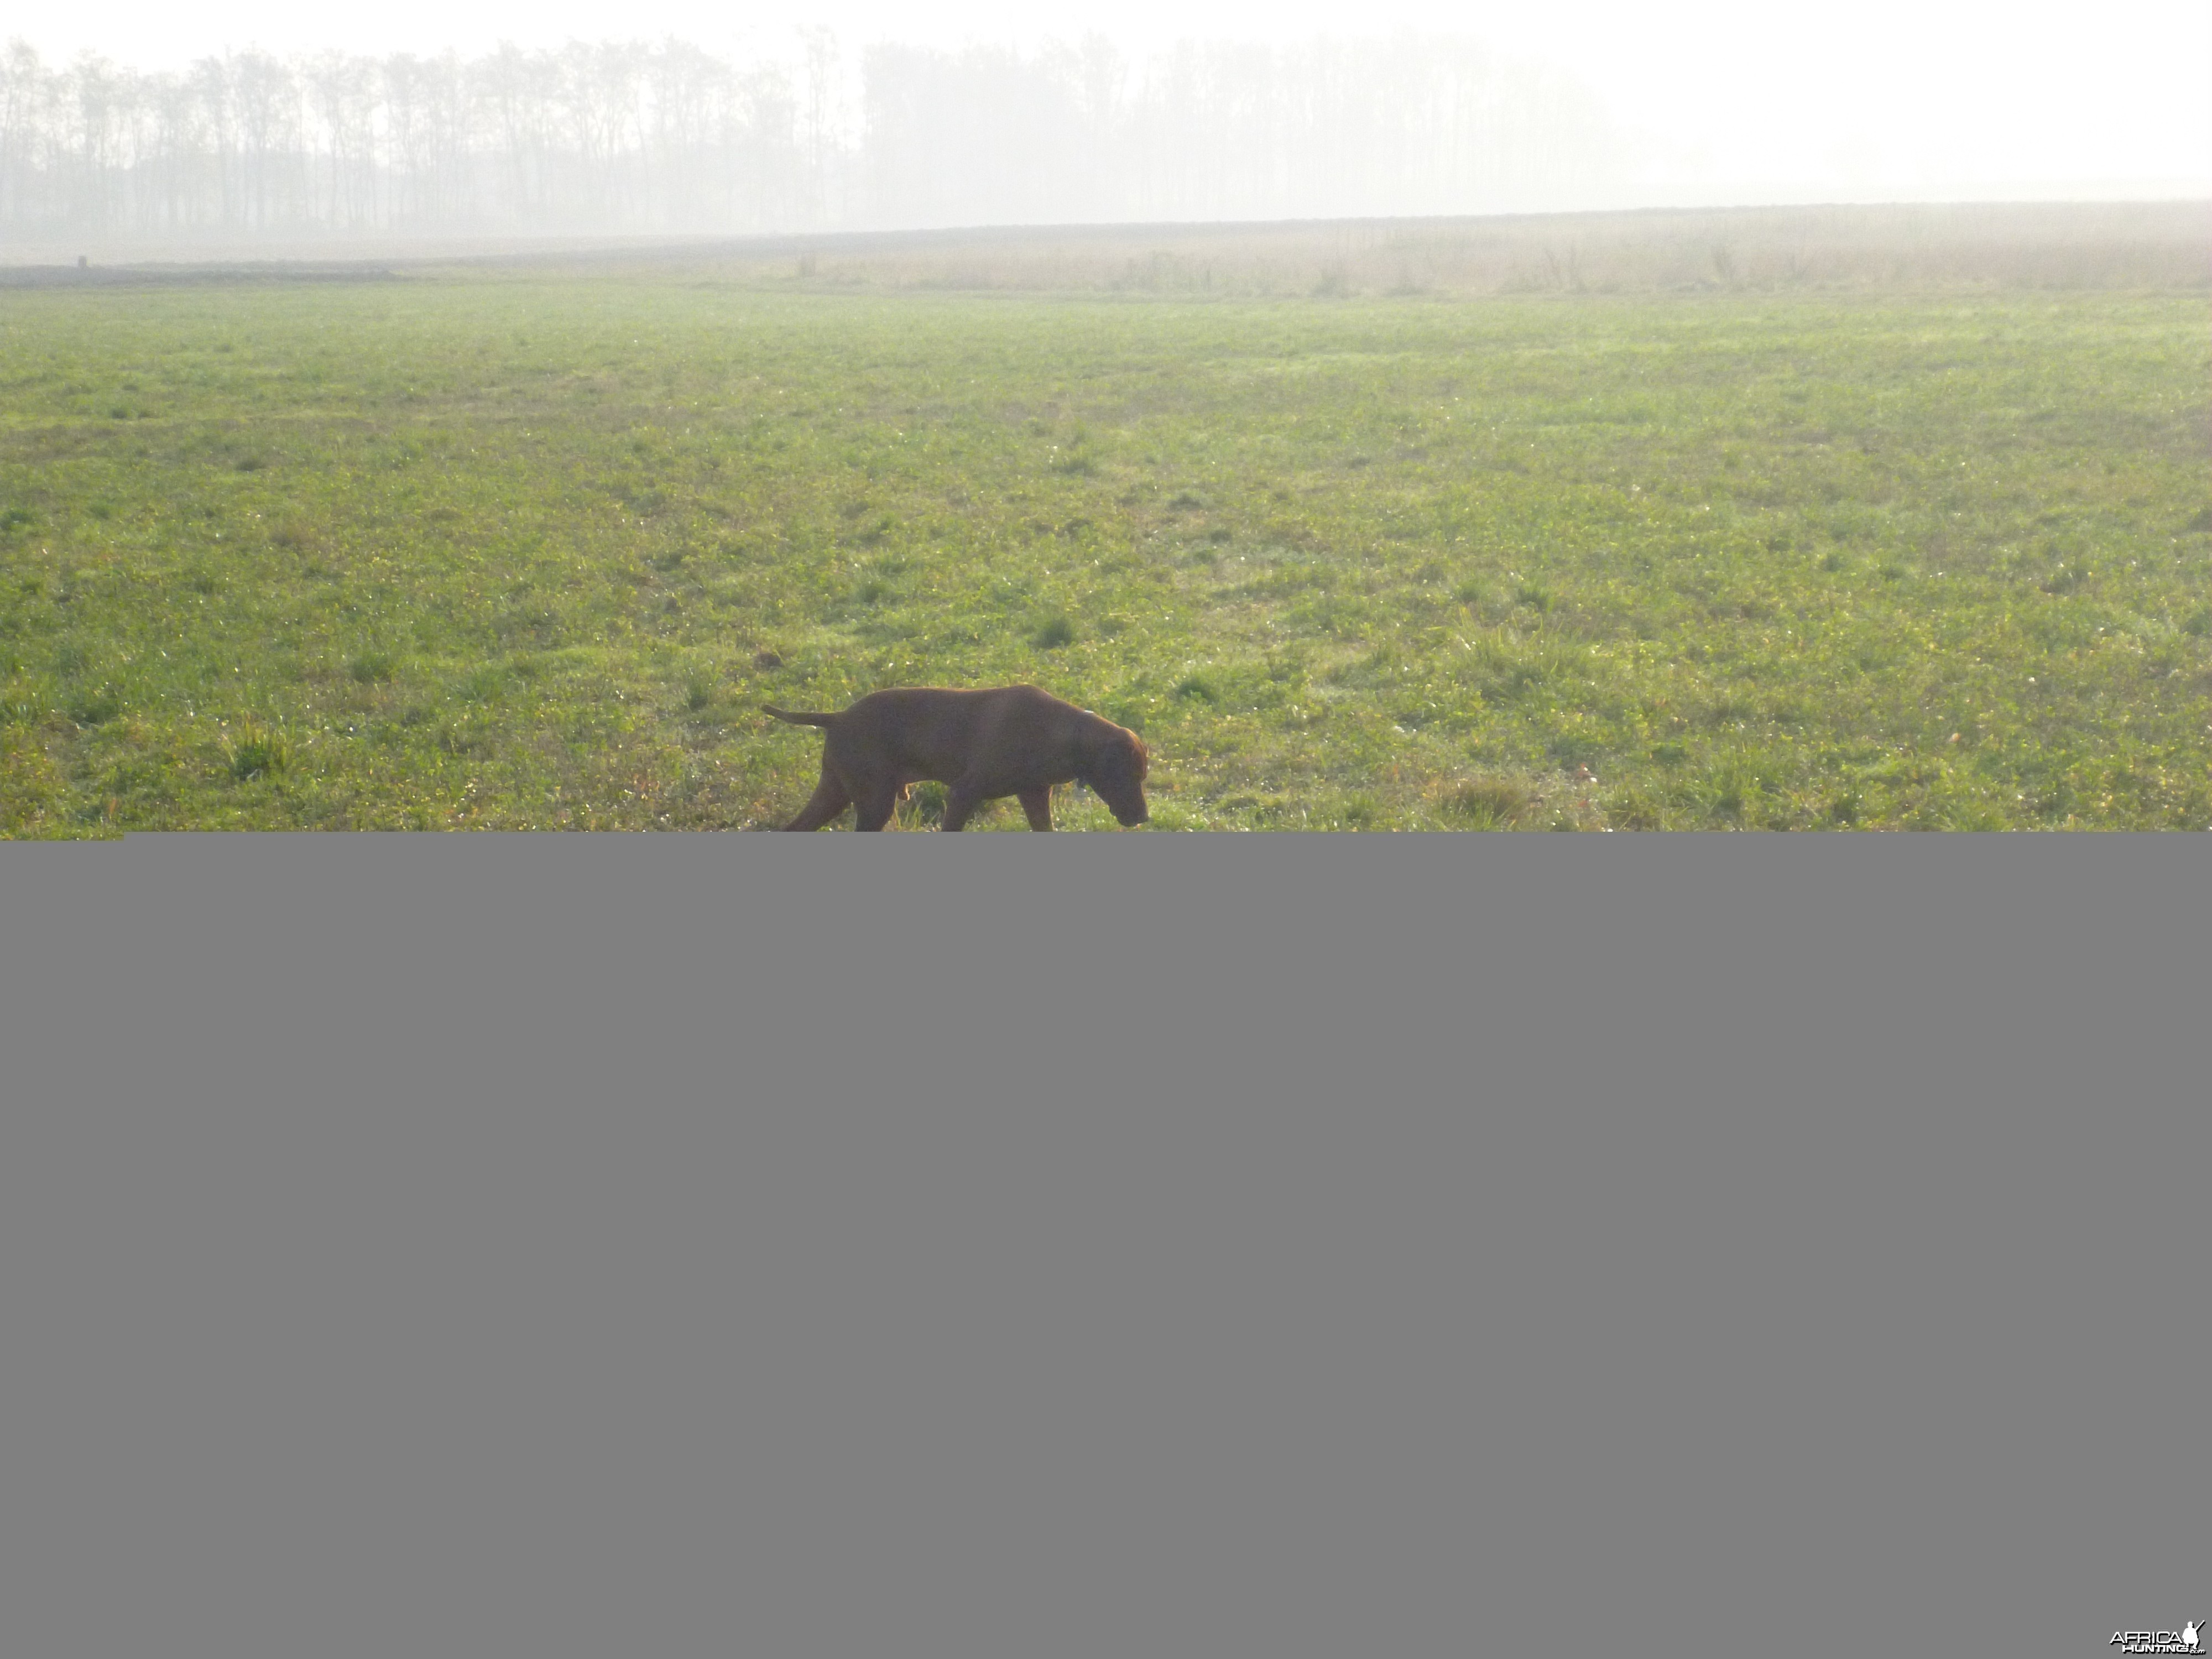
[8,0,2209,230]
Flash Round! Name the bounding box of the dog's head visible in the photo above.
[1081,721,1151,826]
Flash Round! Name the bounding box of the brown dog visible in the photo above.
[765,685,1150,831]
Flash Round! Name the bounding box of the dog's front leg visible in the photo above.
[1017,787,1055,831]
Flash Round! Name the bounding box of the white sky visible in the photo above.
[15,0,2212,200]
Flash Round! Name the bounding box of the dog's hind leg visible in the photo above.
[938,786,982,832]
[1018,787,1055,831]
[780,764,851,831]
[849,782,900,831]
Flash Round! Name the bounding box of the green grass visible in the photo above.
[2,269,2208,832]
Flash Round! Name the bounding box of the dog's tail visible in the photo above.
[762,706,839,728]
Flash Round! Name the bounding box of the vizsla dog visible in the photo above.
[765,685,1150,831]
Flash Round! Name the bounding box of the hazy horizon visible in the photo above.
[5,3,2208,246]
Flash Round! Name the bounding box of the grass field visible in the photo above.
[3,215,2209,832]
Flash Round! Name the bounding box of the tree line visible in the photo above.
[0,33,1629,242]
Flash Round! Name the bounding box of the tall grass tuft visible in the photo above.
[1443,778,1532,828]
[222,717,293,780]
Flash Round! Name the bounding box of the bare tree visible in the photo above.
[233,52,300,229]
[305,51,378,228]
